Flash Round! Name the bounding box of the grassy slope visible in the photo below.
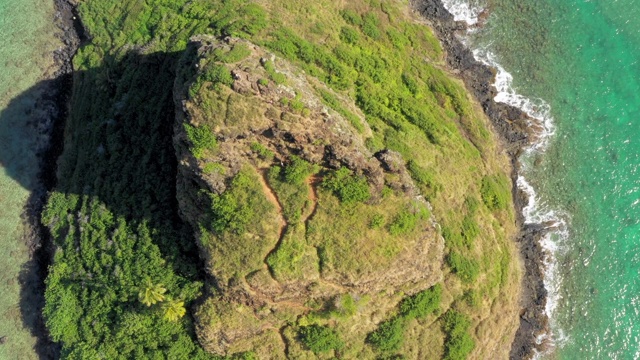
[42,0,520,358]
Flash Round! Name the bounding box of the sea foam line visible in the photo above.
[440,0,483,25]
[439,0,568,355]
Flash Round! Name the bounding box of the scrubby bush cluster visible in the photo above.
[184,123,217,159]
[367,285,442,353]
[481,174,511,211]
[322,167,371,204]
[297,325,345,354]
[267,157,318,223]
[442,310,475,360]
[446,252,480,283]
[209,169,273,234]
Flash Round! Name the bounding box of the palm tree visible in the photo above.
[138,279,166,307]
[162,298,186,321]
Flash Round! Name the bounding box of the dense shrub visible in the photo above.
[322,167,371,204]
[480,174,511,210]
[340,27,360,44]
[389,208,425,235]
[298,325,344,353]
[216,3,268,37]
[442,224,465,249]
[367,316,406,352]
[362,13,382,39]
[210,169,272,234]
[399,284,442,319]
[184,124,217,159]
[203,63,234,87]
[282,156,318,184]
[446,252,480,283]
[460,215,479,247]
[368,284,441,353]
[370,213,385,229]
[442,310,475,360]
[250,142,274,160]
[340,9,362,26]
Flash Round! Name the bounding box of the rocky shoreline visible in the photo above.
[15,0,80,358]
[412,1,550,359]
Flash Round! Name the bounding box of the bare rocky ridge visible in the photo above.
[412,1,550,358]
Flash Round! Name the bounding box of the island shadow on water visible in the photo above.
[0,73,71,359]
[0,48,205,358]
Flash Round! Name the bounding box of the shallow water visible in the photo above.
[0,0,61,358]
[444,0,640,358]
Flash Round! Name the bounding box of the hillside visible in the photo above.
[41,0,521,358]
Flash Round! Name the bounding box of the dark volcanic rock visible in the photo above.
[415,0,531,156]
[413,1,550,359]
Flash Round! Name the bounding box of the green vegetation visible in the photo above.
[213,43,252,63]
[368,285,442,353]
[362,13,382,40]
[262,60,287,84]
[441,310,475,360]
[297,325,344,354]
[200,167,280,285]
[389,207,428,236]
[481,174,511,211]
[308,188,430,281]
[407,160,441,199]
[203,162,225,175]
[340,26,360,45]
[250,142,274,160]
[399,284,442,319]
[209,169,273,234]
[162,298,187,322]
[370,213,385,229]
[185,123,217,159]
[267,160,316,223]
[282,156,319,185]
[367,316,406,352]
[265,224,313,281]
[446,252,480,283]
[317,88,364,133]
[322,167,371,205]
[138,280,167,307]
[42,195,208,358]
[44,0,519,358]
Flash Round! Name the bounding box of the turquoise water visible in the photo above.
[447,0,640,358]
[0,0,61,358]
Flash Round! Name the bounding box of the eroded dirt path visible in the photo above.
[257,168,288,279]
[257,168,286,238]
[302,175,321,225]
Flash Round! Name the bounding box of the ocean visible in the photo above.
[443,0,640,358]
[0,0,61,358]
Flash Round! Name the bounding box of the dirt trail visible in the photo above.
[302,175,321,225]
[256,168,289,280]
[257,168,286,238]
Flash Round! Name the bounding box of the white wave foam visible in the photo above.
[440,0,484,25]
[517,176,568,316]
[440,1,567,356]
[472,48,556,151]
